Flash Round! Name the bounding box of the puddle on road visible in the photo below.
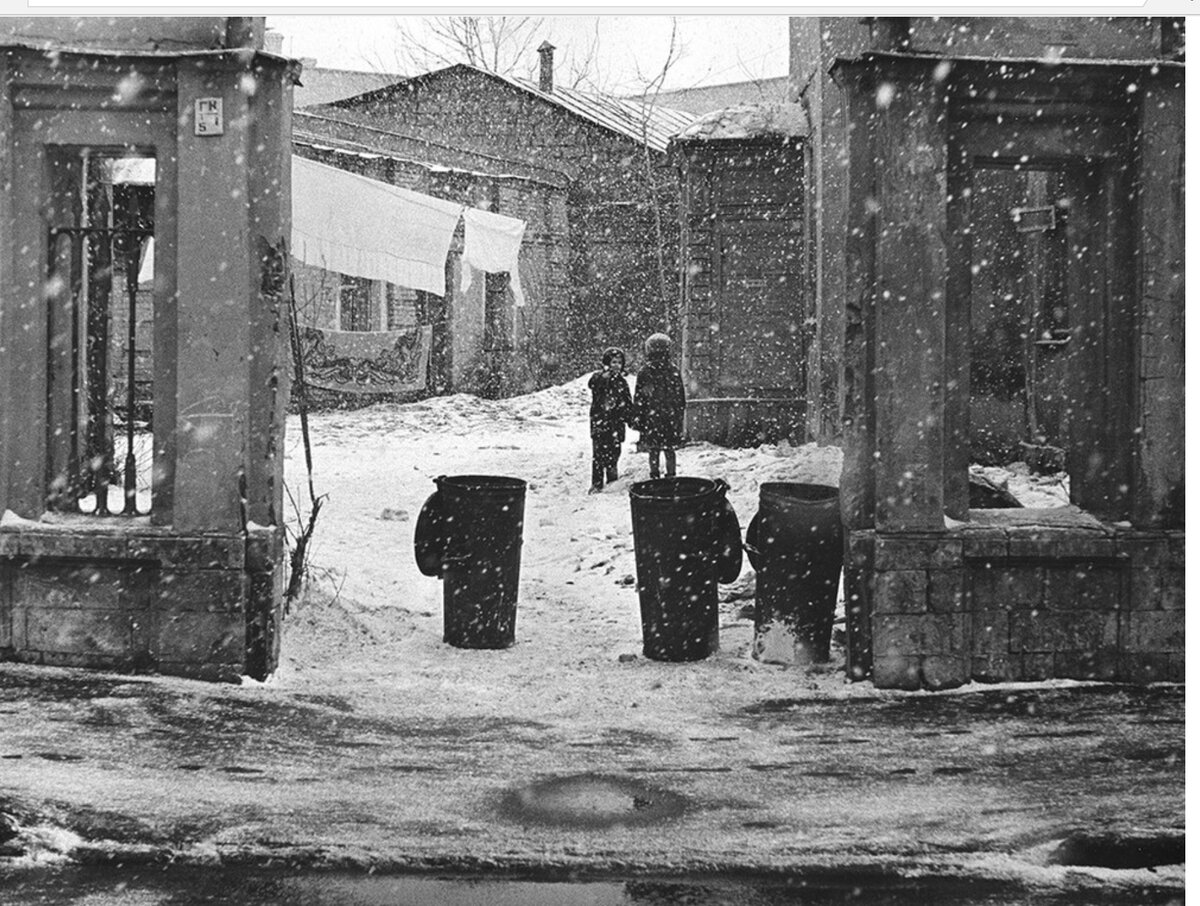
[498,773,688,828]
[0,866,1184,906]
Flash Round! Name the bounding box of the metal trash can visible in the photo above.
[629,477,742,662]
[414,474,526,649]
[744,482,842,666]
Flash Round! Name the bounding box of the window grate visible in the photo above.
[47,225,153,517]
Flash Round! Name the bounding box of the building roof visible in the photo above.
[628,76,792,117]
[293,108,572,188]
[292,131,568,190]
[674,103,810,142]
[295,66,404,108]
[835,49,1185,72]
[0,16,231,53]
[337,63,697,153]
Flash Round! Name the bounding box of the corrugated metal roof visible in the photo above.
[502,73,698,152]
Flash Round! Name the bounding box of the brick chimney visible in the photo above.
[538,41,556,93]
[224,17,266,50]
[1161,17,1184,60]
[864,17,912,52]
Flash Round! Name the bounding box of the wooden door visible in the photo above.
[715,219,806,394]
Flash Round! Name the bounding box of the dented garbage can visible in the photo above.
[745,482,842,666]
[414,474,526,649]
[629,477,742,662]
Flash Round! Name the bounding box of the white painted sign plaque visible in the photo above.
[194,98,224,136]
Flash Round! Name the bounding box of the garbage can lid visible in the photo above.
[436,474,527,493]
[759,481,839,504]
[630,476,722,502]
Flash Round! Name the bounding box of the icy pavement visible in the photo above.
[0,377,1182,898]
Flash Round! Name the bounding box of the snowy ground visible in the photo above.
[1,376,1181,894]
[275,374,1066,729]
[279,375,844,737]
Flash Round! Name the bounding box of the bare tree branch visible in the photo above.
[624,18,683,332]
[383,15,548,79]
[631,18,684,100]
[565,19,602,90]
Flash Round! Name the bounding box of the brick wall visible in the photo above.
[0,527,280,683]
[860,525,1184,691]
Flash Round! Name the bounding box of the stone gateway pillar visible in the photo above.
[834,48,1184,690]
[0,18,298,682]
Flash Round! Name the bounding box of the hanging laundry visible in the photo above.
[299,324,433,395]
[461,206,528,307]
[292,156,462,296]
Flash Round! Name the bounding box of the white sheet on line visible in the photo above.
[461,206,528,307]
[291,155,463,296]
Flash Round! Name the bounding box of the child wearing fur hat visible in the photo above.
[587,346,634,493]
[632,333,686,479]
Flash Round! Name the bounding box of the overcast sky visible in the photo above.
[267,15,790,95]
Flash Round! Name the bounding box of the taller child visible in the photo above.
[633,333,686,479]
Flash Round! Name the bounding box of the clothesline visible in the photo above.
[291,155,527,305]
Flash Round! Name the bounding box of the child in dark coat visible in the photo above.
[588,346,633,493]
[633,333,686,479]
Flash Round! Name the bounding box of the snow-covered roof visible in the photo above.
[296,66,404,108]
[674,103,810,142]
[625,76,792,116]
[293,112,572,188]
[293,133,567,188]
[341,63,698,154]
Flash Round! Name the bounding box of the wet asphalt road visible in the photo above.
[0,865,1186,906]
[0,666,1184,896]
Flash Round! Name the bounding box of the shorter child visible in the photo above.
[587,346,633,493]
[632,333,685,479]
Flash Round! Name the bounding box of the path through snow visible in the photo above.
[277,376,1065,739]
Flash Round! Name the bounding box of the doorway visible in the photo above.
[966,164,1071,465]
[951,114,1136,517]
